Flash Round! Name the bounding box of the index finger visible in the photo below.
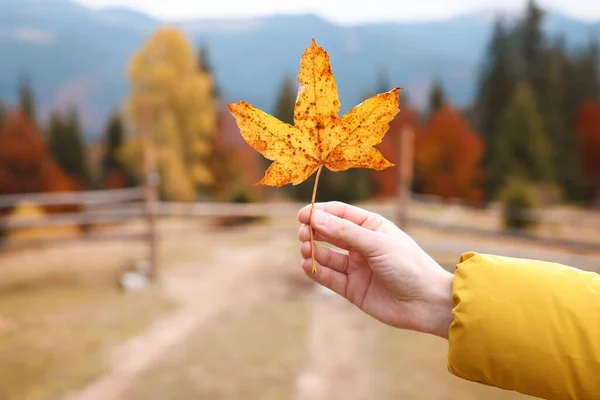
[297,201,393,233]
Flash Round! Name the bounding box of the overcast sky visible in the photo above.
[74,0,600,23]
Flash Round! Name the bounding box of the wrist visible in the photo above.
[420,270,455,339]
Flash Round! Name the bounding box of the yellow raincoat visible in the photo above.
[448,252,600,399]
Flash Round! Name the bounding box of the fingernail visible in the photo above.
[314,210,328,227]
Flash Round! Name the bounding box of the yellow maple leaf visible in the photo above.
[227,38,400,273]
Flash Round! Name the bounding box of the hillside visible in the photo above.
[0,0,598,138]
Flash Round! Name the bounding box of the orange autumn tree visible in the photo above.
[372,107,422,198]
[574,100,600,202]
[415,105,484,203]
[0,109,78,200]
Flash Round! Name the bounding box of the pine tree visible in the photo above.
[564,40,600,120]
[520,0,545,96]
[198,45,221,99]
[428,79,446,116]
[273,76,296,125]
[490,81,553,193]
[475,19,518,197]
[475,19,516,142]
[99,112,135,188]
[18,77,37,123]
[272,76,302,198]
[47,108,90,187]
[102,113,124,174]
[560,40,600,201]
[537,37,582,201]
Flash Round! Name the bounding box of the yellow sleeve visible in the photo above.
[448,252,600,399]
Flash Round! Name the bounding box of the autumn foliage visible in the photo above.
[122,27,217,201]
[228,39,398,188]
[574,100,600,196]
[415,106,484,203]
[228,39,398,273]
[0,109,78,196]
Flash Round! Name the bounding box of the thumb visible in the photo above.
[311,209,385,257]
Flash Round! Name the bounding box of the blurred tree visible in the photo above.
[100,112,135,188]
[490,81,553,193]
[497,175,538,230]
[519,0,546,96]
[0,98,6,129]
[206,126,235,200]
[415,105,484,203]
[537,38,582,201]
[273,76,296,125]
[207,111,264,202]
[198,45,221,99]
[428,78,446,116]
[475,2,598,203]
[18,77,37,123]
[564,41,600,120]
[574,100,600,204]
[0,110,77,197]
[122,27,218,201]
[372,106,422,198]
[47,108,91,188]
[271,76,297,194]
[101,113,124,176]
[475,19,517,197]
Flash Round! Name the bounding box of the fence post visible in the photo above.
[140,104,159,282]
[396,127,415,229]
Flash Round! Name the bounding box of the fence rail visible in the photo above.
[1,207,144,230]
[0,187,145,209]
[0,187,157,278]
[1,190,599,265]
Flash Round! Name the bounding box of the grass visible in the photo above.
[0,209,592,400]
[0,285,175,400]
[0,216,293,400]
[126,299,309,400]
[0,221,193,400]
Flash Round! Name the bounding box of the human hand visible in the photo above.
[297,202,454,339]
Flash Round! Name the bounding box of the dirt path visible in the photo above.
[294,286,376,400]
[62,246,271,400]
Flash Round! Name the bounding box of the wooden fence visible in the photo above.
[1,188,599,278]
[0,186,159,279]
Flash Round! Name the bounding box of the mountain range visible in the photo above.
[0,0,599,139]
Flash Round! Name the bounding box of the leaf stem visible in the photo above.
[309,164,324,274]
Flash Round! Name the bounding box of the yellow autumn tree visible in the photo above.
[121,27,217,201]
